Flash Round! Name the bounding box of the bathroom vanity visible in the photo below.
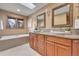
[29,32,79,56]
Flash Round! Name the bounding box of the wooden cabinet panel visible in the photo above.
[37,34,45,55]
[46,36,71,46]
[29,33,37,50]
[72,40,79,56]
[37,34,45,41]
[38,40,45,55]
[29,33,34,48]
[33,35,37,50]
[55,43,71,56]
[54,37,71,46]
[29,33,79,56]
[46,36,55,42]
[46,41,55,56]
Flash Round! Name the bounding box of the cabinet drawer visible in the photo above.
[54,37,71,46]
[46,36,55,42]
[46,36,71,46]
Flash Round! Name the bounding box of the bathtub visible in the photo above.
[0,34,29,40]
[0,34,29,51]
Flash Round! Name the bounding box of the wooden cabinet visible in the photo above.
[37,34,45,55]
[29,33,45,55]
[46,36,71,56]
[29,33,37,50]
[72,40,79,56]
[55,43,71,56]
[29,33,34,48]
[29,33,79,56]
[33,35,37,50]
[45,41,55,56]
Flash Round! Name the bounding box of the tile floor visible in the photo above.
[0,44,40,56]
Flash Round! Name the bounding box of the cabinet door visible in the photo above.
[38,40,45,55]
[55,43,71,56]
[46,41,55,56]
[29,33,34,49]
[72,40,79,56]
[33,35,37,50]
[37,34,45,55]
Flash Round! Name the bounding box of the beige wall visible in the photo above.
[29,3,79,29]
[0,10,28,36]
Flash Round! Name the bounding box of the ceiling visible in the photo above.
[0,3,48,16]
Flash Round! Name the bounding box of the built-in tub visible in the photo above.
[0,34,29,51]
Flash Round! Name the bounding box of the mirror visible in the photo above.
[52,4,73,27]
[37,13,46,28]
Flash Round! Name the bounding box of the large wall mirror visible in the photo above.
[52,4,73,27]
[37,13,46,28]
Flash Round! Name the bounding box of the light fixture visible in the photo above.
[17,9,20,12]
[20,3,36,9]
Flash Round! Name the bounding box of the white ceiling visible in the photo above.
[0,3,48,16]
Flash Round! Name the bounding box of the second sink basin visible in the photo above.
[50,31,71,35]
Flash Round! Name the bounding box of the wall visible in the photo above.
[29,3,79,30]
[0,10,28,36]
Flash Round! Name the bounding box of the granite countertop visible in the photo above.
[32,32,79,39]
[0,34,29,40]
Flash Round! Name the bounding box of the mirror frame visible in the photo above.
[37,13,46,28]
[52,3,73,27]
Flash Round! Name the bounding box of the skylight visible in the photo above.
[21,3,36,9]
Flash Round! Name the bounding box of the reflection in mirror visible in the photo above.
[54,4,70,15]
[52,4,73,27]
[37,13,46,28]
[0,20,3,30]
[54,13,67,25]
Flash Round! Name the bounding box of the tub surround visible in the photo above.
[0,34,29,40]
[0,34,29,51]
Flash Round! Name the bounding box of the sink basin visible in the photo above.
[50,31,71,35]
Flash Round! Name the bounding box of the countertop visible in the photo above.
[0,34,29,40]
[31,32,79,39]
